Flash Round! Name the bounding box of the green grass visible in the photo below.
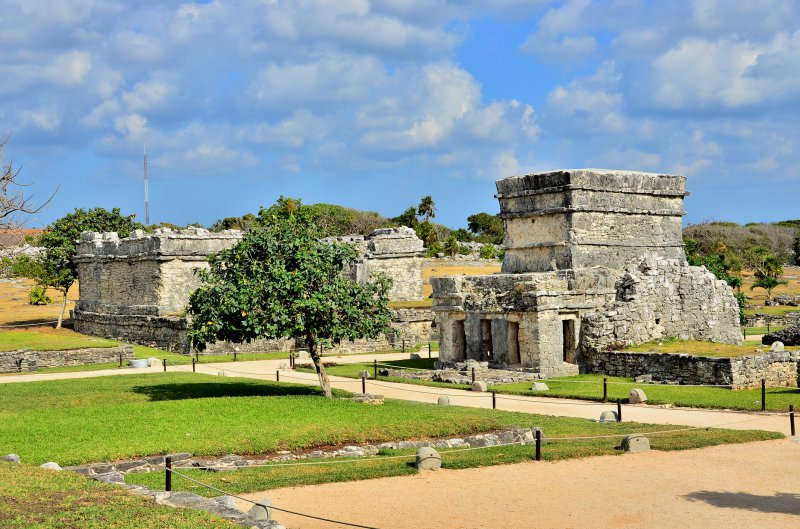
[621,338,795,358]
[298,358,467,390]
[744,305,800,316]
[743,326,786,335]
[0,462,239,529]
[127,421,780,495]
[0,330,118,351]
[492,374,800,412]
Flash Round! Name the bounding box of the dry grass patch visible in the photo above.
[0,278,79,325]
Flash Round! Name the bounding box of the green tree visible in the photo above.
[417,195,436,222]
[684,237,746,323]
[187,198,393,398]
[794,235,800,265]
[467,212,504,244]
[479,243,497,259]
[442,235,459,257]
[750,276,788,301]
[416,220,438,249]
[35,208,143,328]
[390,207,419,230]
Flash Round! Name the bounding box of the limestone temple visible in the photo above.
[432,169,743,377]
[73,226,427,353]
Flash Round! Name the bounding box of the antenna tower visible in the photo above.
[143,143,150,225]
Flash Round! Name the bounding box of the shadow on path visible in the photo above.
[132,381,322,401]
[686,491,800,515]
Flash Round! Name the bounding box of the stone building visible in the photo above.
[433,169,742,377]
[73,226,427,352]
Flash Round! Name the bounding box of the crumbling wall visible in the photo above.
[580,259,743,358]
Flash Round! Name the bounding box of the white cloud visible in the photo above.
[121,75,176,113]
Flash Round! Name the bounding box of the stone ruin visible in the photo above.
[73,226,427,353]
[433,169,743,378]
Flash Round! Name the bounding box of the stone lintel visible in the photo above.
[495,184,688,200]
[499,206,686,219]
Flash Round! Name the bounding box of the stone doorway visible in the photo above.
[508,321,520,364]
[453,320,466,361]
[562,319,576,364]
[480,319,493,360]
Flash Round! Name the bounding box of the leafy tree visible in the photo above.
[442,235,459,257]
[417,195,436,222]
[391,206,419,230]
[467,212,504,244]
[210,213,258,232]
[416,220,438,248]
[684,237,746,323]
[750,276,788,301]
[35,208,143,328]
[794,235,800,265]
[187,198,393,398]
[479,243,497,259]
[451,228,474,242]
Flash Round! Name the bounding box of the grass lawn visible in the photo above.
[297,358,467,390]
[492,374,800,412]
[127,421,779,496]
[621,339,798,358]
[744,305,800,316]
[743,326,785,335]
[0,462,238,529]
[0,328,118,351]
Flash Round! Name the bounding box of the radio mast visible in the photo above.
[143,143,150,225]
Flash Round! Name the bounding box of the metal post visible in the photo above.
[402,339,405,353]
[761,379,766,412]
[163,359,167,373]
[362,373,366,393]
[428,343,431,359]
[492,391,496,409]
[192,358,196,373]
[165,457,172,492]
[374,359,377,380]
[276,370,280,382]
[535,430,541,461]
[234,351,237,362]
[290,352,295,369]
[472,368,476,383]
[119,353,123,368]
[767,323,771,334]
[790,405,796,436]
[617,398,622,422]
[603,377,607,403]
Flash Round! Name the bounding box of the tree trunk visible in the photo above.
[56,290,67,329]
[308,334,332,398]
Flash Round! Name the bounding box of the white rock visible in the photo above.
[770,341,785,352]
[531,382,549,391]
[621,435,650,453]
[248,499,273,521]
[437,396,450,406]
[471,380,488,392]
[40,462,62,471]
[415,447,442,471]
[629,388,647,403]
[599,411,618,423]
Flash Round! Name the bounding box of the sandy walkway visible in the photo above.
[238,439,800,529]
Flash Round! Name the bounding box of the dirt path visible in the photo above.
[238,439,800,529]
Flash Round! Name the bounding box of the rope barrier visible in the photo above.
[168,468,382,529]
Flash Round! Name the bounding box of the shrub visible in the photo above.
[28,285,51,305]
[479,244,496,259]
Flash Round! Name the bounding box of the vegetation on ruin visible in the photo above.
[621,338,796,357]
[683,220,799,266]
[129,422,778,495]
[0,462,240,529]
[187,197,393,398]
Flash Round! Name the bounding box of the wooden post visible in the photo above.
[472,368,476,383]
[290,352,295,369]
[276,370,280,382]
[603,377,607,403]
[617,398,622,422]
[402,339,405,353]
[192,358,196,373]
[492,391,496,409]
[535,430,541,461]
[165,457,172,492]
[762,379,766,412]
[428,343,432,359]
[790,405,796,436]
[119,353,122,368]
[374,359,377,380]
[234,351,237,362]
[362,373,366,394]
[163,359,167,373]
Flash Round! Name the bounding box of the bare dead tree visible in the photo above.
[0,133,56,229]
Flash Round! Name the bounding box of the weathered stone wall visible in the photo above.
[745,312,800,328]
[580,259,743,357]
[391,308,436,342]
[0,345,134,373]
[584,350,799,389]
[496,169,687,274]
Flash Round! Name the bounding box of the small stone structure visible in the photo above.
[74,227,428,353]
[0,345,133,373]
[433,169,743,378]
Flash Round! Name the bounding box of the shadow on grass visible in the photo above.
[131,382,323,401]
[685,491,800,515]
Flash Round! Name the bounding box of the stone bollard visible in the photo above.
[621,435,650,453]
[531,382,549,391]
[770,341,785,352]
[471,380,488,392]
[2,454,20,464]
[359,370,371,379]
[437,396,450,406]
[40,462,62,471]
[415,447,442,471]
[599,411,618,423]
[248,499,273,521]
[629,388,647,403]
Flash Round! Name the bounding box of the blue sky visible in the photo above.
[3,0,800,230]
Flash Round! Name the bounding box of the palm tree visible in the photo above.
[417,196,436,222]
